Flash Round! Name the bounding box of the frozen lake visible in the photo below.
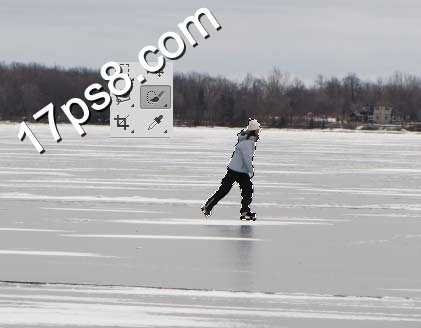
[0,123,420,327]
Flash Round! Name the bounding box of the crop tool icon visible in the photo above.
[114,114,130,130]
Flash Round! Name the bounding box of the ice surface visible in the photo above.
[0,123,421,327]
[0,282,420,328]
[0,250,112,257]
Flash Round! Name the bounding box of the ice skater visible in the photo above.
[202,119,260,221]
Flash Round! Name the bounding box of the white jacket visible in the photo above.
[228,131,257,178]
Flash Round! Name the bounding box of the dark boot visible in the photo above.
[201,205,212,217]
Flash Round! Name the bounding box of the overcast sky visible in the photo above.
[2,0,421,82]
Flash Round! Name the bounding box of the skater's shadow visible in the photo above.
[238,225,254,240]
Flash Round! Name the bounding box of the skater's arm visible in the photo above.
[239,141,254,178]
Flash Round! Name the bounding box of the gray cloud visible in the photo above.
[1,0,420,82]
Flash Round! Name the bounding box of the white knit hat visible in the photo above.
[246,119,261,132]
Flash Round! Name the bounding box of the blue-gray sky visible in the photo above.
[2,0,420,82]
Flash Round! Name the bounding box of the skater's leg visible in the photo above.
[205,170,235,212]
[237,173,254,214]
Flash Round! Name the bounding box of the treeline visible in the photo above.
[175,69,421,127]
[0,63,106,124]
[1,62,421,127]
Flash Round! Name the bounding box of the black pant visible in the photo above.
[206,168,253,214]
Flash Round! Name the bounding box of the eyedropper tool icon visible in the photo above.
[147,115,164,130]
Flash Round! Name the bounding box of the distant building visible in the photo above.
[351,105,402,124]
[373,106,392,124]
[350,105,374,123]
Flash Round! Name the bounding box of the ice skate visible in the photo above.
[240,211,256,221]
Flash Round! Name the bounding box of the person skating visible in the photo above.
[202,119,260,220]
